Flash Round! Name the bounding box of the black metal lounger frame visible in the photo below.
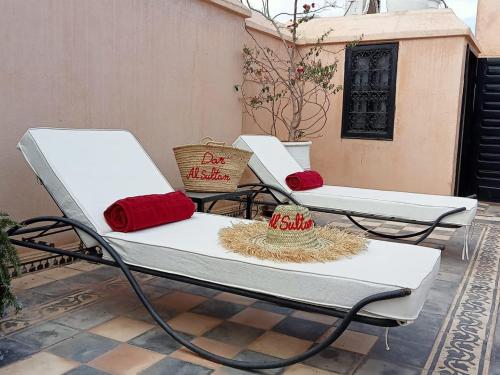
[8,183,415,370]
[237,177,469,247]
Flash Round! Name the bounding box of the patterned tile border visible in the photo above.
[1,289,101,335]
[424,225,500,375]
[1,274,134,335]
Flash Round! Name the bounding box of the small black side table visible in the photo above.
[186,188,256,219]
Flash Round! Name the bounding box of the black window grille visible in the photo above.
[341,43,399,140]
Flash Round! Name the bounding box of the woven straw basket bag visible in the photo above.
[173,137,253,192]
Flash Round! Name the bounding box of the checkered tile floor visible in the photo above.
[2,264,380,374]
[1,201,500,374]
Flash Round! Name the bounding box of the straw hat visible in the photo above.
[219,205,367,263]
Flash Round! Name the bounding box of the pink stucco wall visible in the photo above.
[0,2,481,225]
[476,0,500,57]
[243,10,476,195]
[311,37,468,195]
[0,0,249,221]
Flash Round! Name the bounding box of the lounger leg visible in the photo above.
[384,328,391,351]
[462,225,470,261]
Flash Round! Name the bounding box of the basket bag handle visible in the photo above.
[200,136,226,147]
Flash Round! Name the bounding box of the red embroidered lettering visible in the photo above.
[187,166,230,181]
[201,152,226,165]
[280,215,291,230]
[269,213,281,229]
[268,212,313,231]
[187,167,199,179]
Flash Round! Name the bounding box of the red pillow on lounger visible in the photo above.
[104,191,195,232]
[285,171,324,191]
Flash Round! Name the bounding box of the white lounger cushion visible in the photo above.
[17,128,439,322]
[18,128,174,235]
[294,186,477,225]
[233,135,477,226]
[104,212,440,321]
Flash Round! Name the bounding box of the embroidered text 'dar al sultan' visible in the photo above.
[186,151,231,181]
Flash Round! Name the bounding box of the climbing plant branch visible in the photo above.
[237,1,345,141]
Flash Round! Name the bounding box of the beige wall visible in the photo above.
[312,37,467,194]
[0,3,480,225]
[476,0,500,57]
[0,0,248,221]
[243,12,473,195]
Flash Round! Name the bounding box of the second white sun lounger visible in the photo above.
[233,135,478,259]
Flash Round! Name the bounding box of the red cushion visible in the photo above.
[285,171,324,191]
[104,191,195,232]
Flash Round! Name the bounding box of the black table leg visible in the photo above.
[245,194,253,220]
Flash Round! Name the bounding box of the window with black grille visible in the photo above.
[341,43,398,140]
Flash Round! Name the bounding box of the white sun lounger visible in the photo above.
[233,135,478,259]
[12,128,441,369]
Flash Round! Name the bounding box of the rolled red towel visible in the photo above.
[285,171,324,191]
[104,191,195,232]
